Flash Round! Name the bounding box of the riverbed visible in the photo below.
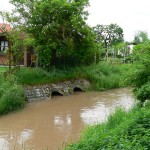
[0,88,135,150]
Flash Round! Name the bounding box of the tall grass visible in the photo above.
[66,104,150,150]
[14,63,133,90]
[0,76,25,115]
[14,67,84,85]
[84,63,134,90]
[0,67,8,73]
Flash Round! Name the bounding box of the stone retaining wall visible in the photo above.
[24,79,91,102]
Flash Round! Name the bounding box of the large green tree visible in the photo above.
[93,24,124,61]
[9,0,96,69]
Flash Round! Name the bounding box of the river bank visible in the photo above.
[66,102,150,150]
[0,62,149,150]
[0,88,135,149]
[0,63,133,115]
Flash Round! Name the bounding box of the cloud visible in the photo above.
[87,0,150,41]
[0,0,13,12]
[1,0,150,41]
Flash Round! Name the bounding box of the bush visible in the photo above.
[0,76,25,115]
[130,66,150,91]
[136,82,150,103]
[130,42,150,104]
[66,105,150,150]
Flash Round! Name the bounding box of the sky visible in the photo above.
[1,0,150,41]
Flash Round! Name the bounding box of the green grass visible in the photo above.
[0,76,25,115]
[83,63,134,90]
[13,63,133,89]
[0,67,8,73]
[66,104,150,150]
[14,67,84,85]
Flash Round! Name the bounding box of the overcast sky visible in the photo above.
[1,0,150,41]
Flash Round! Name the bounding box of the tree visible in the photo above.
[133,31,149,44]
[9,0,96,69]
[93,24,124,61]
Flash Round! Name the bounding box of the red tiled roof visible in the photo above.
[0,23,12,33]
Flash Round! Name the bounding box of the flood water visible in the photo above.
[0,88,135,150]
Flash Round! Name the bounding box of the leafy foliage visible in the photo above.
[66,106,150,150]
[136,83,150,103]
[130,41,150,103]
[9,0,96,69]
[0,76,25,115]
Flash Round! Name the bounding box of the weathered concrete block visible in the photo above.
[24,79,91,102]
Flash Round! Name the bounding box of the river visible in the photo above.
[0,88,135,150]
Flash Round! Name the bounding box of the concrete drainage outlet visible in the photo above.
[24,79,91,102]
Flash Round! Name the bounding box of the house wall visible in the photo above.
[0,35,33,67]
[127,45,134,54]
[0,24,28,66]
[0,49,33,66]
[0,36,8,65]
[0,55,8,65]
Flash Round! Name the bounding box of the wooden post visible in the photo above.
[24,48,27,67]
[8,40,11,74]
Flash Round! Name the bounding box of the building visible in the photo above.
[0,23,34,66]
[0,23,11,65]
[127,42,137,54]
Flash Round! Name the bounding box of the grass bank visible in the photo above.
[0,62,133,115]
[14,63,133,89]
[0,66,8,72]
[66,104,150,150]
[83,63,133,90]
[0,76,25,115]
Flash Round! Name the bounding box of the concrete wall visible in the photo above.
[24,79,91,102]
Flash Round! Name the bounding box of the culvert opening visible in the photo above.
[73,87,83,92]
[51,91,63,97]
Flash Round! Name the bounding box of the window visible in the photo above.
[1,41,8,51]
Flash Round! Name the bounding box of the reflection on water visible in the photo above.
[0,88,135,150]
[18,129,33,145]
[54,114,72,126]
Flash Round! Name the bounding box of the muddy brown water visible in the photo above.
[0,88,135,150]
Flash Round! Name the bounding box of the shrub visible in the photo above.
[0,76,25,115]
[130,42,150,104]
[66,105,150,150]
[136,82,150,103]
[130,66,150,91]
